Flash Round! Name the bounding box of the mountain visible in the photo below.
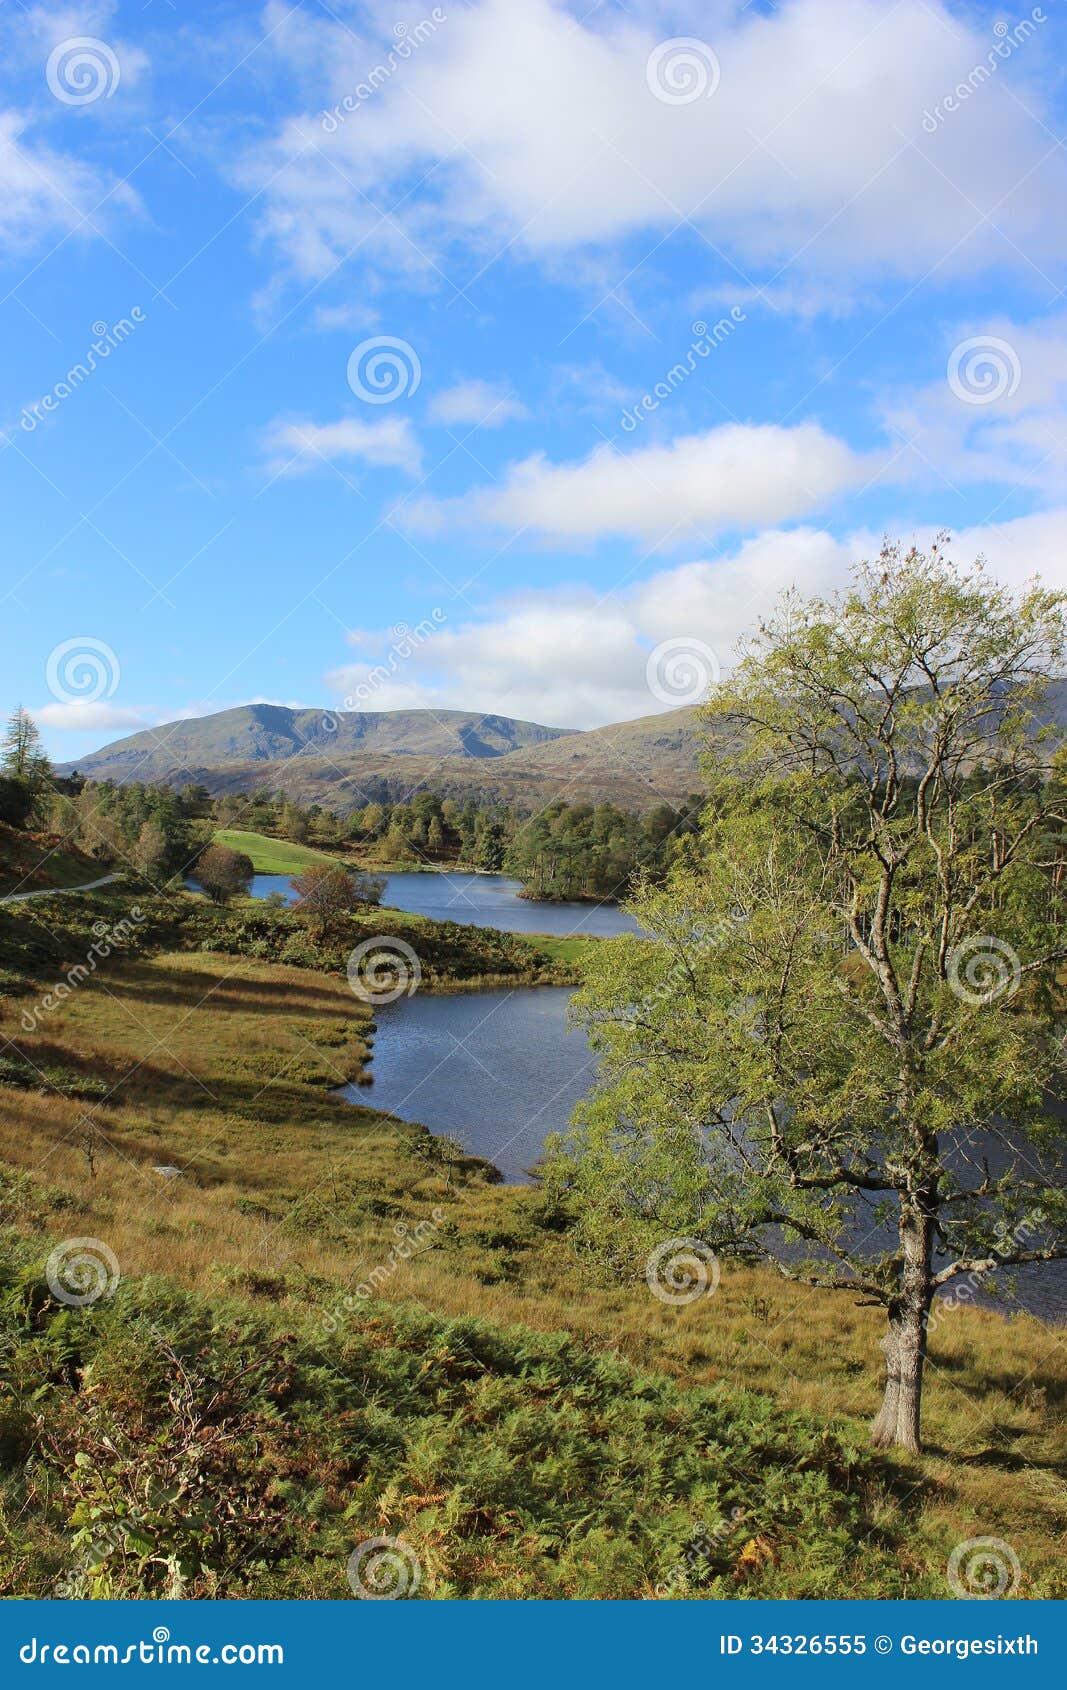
[61,679,1067,815]
[59,703,706,810]
[63,704,571,777]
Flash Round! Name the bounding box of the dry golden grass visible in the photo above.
[1,946,1065,1597]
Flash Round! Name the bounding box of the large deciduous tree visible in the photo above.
[551,542,1067,1452]
[195,844,254,905]
[293,863,384,936]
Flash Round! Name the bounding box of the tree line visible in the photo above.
[3,714,699,907]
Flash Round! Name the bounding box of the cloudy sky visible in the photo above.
[3,0,1067,754]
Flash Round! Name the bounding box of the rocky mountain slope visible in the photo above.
[60,703,705,810]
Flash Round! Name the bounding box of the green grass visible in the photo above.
[212,828,342,875]
[0,823,109,899]
[522,934,602,968]
[0,1258,895,1599]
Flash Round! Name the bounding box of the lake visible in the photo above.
[343,986,590,1183]
[239,868,642,938]
[343,984,1067,1321]
[235,862,1065,1320]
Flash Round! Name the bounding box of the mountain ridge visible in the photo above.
[58,703,705,810]
[55,680,1067,813]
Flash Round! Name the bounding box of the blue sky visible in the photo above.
[3,0,1067,759]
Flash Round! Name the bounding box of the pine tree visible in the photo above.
[2,706,51,789]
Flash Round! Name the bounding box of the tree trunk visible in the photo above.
[871,1208,933,1453]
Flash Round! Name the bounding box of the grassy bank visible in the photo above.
[185,893,583,989]
[0,917,1064,1598]
[0,880,582,994]
[210,828,342,876]
[0,823,112,900]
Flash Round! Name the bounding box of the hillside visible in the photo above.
[506,705,707,800]
[59,703,706,811]
[61,681,1067,816]
[61,704,572,784]
[1,886,1063,1597]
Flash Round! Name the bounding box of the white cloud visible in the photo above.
[311,301,380,332]
[244,0,1066,292]
[21,3,151,90]
[324,513,1067,729]
[428,380,527,427]
[265,414,422,476]
[324,527,853,728]
[0,2,146,254]
[858,510,1067,597]
[37,701,150,732]
[403,422,879,543]
[694,280,866,321]
[883,314,1067,497]
[0,110,137,252]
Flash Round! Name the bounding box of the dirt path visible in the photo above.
[0,872,124,906]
